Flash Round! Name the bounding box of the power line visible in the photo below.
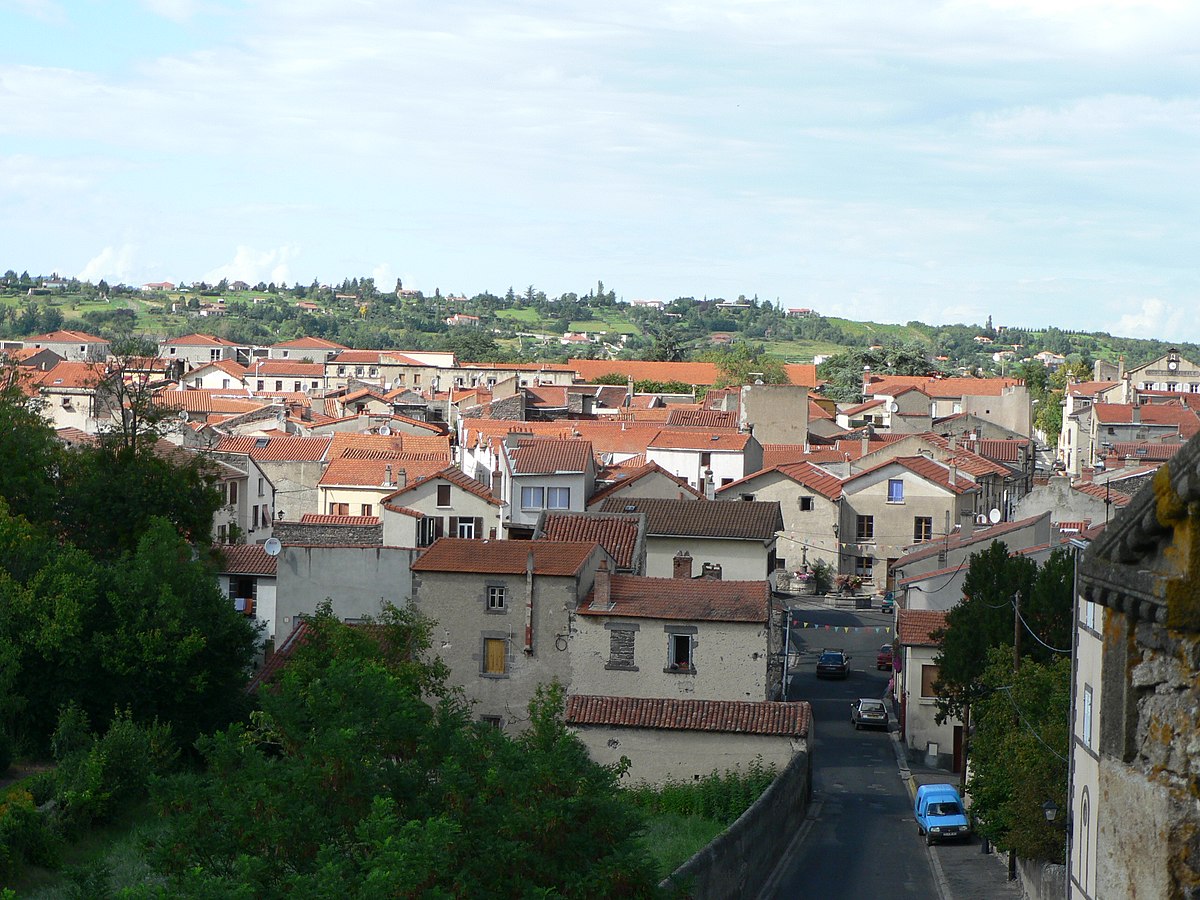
[992,685,1068,764]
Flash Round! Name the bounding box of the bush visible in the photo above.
[809,559,834,595]
[625,759,777,826]
[0,787,60,881]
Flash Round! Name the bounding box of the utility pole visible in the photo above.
[1009,591,1021,882]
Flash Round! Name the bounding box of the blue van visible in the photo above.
[914,783,970,846]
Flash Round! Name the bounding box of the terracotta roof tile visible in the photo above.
[566,695,811,737]
[319,455,447,487]
[847,455,979,495]
[26,329,108,344]
[540,513,642,570]
[271,337,348,350]
[163,332,240,347]
[216,544,278,576]
[897,608,949,646]
[866,375,1024,398]
[580,573,769,621]
[761,444,808,467]
[381,465,502,508]
[1073,482,1132,507]
[664,408,739,429]
[152,391,268,415]
[213,435,332,461]
[717,461,844,500]
[597,497,782,539]
[510,438,594,474]
[30,360,106,389]
[412,538,601,576]
[299,513,381,526]
[784,364,819,388]
[647,430,750,451]
[1091,403,1200,437]
[1108,442,1181,462]
[896,512,1051,567]
[328,431,451,460]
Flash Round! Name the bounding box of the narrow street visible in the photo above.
[764,599,939,898]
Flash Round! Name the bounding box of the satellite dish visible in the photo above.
[178,409,190,421]
[888,402,899,413]
[378,424,392,436]
[988,508,1002,524]
[263,537,282,557]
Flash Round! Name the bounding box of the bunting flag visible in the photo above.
[789,619,892,634]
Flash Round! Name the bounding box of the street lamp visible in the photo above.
[1042,799,1071,895]
[1042,799,1058,822]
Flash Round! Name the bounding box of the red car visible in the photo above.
[876,644,893,671]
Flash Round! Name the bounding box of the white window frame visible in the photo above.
[546,486,570,510]
[520,486,545,510]
[487,585,507,611]
[887,478,904,503]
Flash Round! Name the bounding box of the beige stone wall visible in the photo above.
[718,471,838,570]
[645,537,769,581]
[412,568,591,730]
[1069,599,1103,900]
[573,725,804,786]
[380,477,503,543]
[571,616,772,702]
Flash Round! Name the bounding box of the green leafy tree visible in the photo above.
[0,361,62,523]
[817,342,938,401]
[702,344,788,387]
[967,648,1070,860]
[149,604,658,898]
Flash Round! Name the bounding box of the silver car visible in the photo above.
[850,698,889,730]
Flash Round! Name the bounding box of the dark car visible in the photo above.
[879,593,895,613]
[816,649,850,679]
[850,698,890,730]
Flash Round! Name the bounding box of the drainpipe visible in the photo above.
[524,550,534,655]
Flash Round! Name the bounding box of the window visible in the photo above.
[480,715,503,729]
[256,380,264,391]
[799,496,814,511]
[546,486,570,509]
[454,516,480,538]
[1082,684,1094,749]
[668,633,693,671]
[294,381,301,392]
[699,451,712,468]
[436,483,452,507]
[520,486,545,510]
[414,374,421,385]
[417,517,443,547]
[1191,384,1200,394]
[914,516,933,543]
[920,664,941,699]
[887,478,904,503]
[856,515,874,542]
[329,502,349,516]
[854,556,874,580]
[251,505,259,530]
[1167,382,1178,392]
[275,380,283,391]
[281,350,289,358]
[222,379,230,389]
[483,637,506,675]
[229,482,238,504]
[217,524,227,542]
[1084,599,1096,631]
[360,504,373,516]
[487,585,507,611]
[257,477,265,497]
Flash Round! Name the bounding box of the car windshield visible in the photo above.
[820,653,842,663]
[859,701,884,713]
[930,802,961,816]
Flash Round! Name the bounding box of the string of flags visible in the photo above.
[790,619,892,634]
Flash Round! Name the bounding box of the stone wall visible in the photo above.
[660,745,812,899]
[1017,857,1066,900]
[275,521,383,545]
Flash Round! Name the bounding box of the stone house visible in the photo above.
[533,511,647,575]
[715,461,843,572]
[267,336,348,363]
[30,361,108,433]
[566,696,811,785]
[586,461,705,508]
[216,544,277,646]
[248,360,326,394]
[894,608,960,771]
[1073,438,1200,899]
[379,465,504,546]
[410,538,612,730]
[498,437,597,538]
[183,359,249,391]
[159,333,244,369]
[23,329,110,362]
[211,434,333,520]
[571,565,778,702]
[595,496,783,581]
[646,430,764,495]
[206,449,277,544]
[317,453,447,518]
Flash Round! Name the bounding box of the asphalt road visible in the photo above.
[764,600,942,899]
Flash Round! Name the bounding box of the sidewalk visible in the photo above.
[884,696,1023,900]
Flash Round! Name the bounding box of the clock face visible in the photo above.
[1168,360,1178,370]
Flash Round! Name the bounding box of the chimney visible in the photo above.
[673,550,693,580]
[861,433,869,457]
[395,469,406,489]
[594,559,612,607]
[949,433,957,451]
[1117,354,1126,381]
[491,466,502,499]
[701,562,723,580]
[960,508,975,538]
[384,464,393,487]
[948,464,957,486]
[1131,404,1141,425]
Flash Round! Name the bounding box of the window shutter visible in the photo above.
[433,517,444,539]
[473,517,483,538]
[449,516,459,536]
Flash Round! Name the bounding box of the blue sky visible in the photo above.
[2,0,1198,340]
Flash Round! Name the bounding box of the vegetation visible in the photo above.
[144,604,661,897]
[931,545,1075,861]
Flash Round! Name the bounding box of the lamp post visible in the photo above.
[1043,799,1071,897]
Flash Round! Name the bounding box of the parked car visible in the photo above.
[816,649,850,679]
[914,783,971,846]
[876,643,893,670]
[879,592,895,613]
[850,698,889,730]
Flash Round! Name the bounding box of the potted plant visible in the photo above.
[835,573,863,594]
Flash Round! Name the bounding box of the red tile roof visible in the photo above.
[718,461,844,500]
[539,513,642,570]
[30,360,106,389]
[152,391,267,415]
[896,512,1051,567]
[566,695,810,737]
[320,455,447,487]
[664,408,739,429]
[411,538,601,576]
[26,329,108,344]
[569,359,724,386]
[840,398,886,416]
[1108,442,1180,462]
[580,573,769,621]
[214,435,332,461]
[164,332,240,347]
[784,364,819,388]
[847,455,979,495]
[382,465,502,508]
[254,360,326,376]
[897,609,949,646]
[963,438,1028,464]
[509,438,594,475]
[271,337,348,350]
[1067,381,1119,398]
[299,513,382,526]
[761,444,808,468]
[1073,482,1132,507]
[327,431,451,460]
[1091,403,1200,437]
[647,430,751,451]
[216,544,278,576]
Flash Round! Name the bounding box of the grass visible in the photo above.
[636,812,725,880]
[760,339,848,360]
[495,307,545,325]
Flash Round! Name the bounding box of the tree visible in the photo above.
[967,648,1070,861]
[817,343,938,401]
[148,604,658,897]
[0,361,62,523]
[702,344,788,387]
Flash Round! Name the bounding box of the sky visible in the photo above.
[2,0,1198,340]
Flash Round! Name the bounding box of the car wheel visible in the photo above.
[854,723,861,730]
[926,833,934,847]
[917,825,924,836]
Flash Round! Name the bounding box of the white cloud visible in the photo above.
[203,245,300,287]
[79,245,138,284]
[1107,297,1188,340]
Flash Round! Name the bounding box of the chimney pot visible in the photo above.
[673,550,693,579]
